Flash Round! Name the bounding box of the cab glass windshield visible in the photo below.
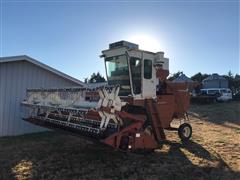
[105,55,131,96]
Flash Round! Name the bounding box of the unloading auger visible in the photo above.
[22,41,192,150]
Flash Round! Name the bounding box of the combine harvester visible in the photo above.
[22,41,192,151]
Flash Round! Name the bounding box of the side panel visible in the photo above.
[156,95,175,128]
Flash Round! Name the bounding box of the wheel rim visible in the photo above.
[182,126,191,138]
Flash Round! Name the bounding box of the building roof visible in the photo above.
[173,73,194,83]
[0,55,84,86]
[202,73,227,82]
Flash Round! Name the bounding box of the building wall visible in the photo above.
[0,60,81,136]
[202,80,228,89]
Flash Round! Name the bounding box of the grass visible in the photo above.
[0,101,240,180]
[0,131,57,146]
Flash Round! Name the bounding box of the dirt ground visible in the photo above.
[0,101,239,180]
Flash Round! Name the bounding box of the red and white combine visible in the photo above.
[22,41,192,151]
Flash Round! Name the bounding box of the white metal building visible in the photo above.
[0,55,84,137]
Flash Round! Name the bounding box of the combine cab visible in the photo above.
[22,41,192,150]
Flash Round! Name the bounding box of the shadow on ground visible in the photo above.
[189,101,240,130]
[0,132,239,180]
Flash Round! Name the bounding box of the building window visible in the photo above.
[144,59,152,79]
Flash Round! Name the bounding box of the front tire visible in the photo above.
[178,123,192,142]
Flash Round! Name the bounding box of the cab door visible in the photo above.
[142,59,156,98]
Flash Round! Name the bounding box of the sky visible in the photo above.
[0,0,239,81]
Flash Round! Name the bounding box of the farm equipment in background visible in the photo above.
[22,41,192,151]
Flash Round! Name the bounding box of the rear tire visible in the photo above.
[178,123,192,142]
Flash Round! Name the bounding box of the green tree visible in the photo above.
[228,70,233,78]
[223,71,240,93]
[234,74,240,92]
[85,72,106,83]
[168,71,183,81]
[191,72,209,83]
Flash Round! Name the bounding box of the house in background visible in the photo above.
[0,55,84,137]
[172,73,198,91]
[202,73,228,89]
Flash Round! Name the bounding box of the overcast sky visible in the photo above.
[1,0,239,81]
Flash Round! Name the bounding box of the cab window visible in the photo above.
[130,57,141,94]
[144,59,152,79]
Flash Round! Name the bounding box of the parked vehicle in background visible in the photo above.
[200,88,232,101]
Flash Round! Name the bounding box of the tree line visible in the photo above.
[85,71,240,92]
[168,71,240,92]
[84,72,106,83]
